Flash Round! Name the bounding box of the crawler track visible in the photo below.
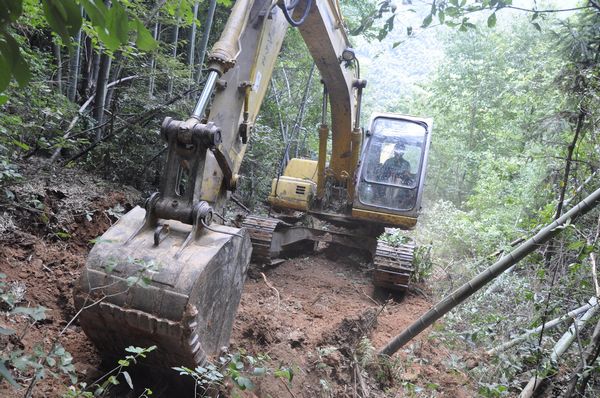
[372,241,415,292]
[241,215,285,264]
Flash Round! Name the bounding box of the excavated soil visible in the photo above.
[0,161,477,397]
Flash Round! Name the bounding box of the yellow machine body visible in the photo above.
[268,159,318,211]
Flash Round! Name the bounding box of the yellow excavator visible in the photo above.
[74,0,432,371]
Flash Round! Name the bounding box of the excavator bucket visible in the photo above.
[74,206,251,369]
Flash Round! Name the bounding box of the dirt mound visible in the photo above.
[0,160,140,397]
[1,159,477,397]
[232,256,476,397]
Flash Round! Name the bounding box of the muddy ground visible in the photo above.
[0,161,477,397]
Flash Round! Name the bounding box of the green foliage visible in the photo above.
[0,0,158,96]
[174,349,293,395]
[0,273,78,388]
[64,346,156,397]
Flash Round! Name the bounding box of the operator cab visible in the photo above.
[354,114,432,226]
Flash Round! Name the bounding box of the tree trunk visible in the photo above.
[93,51,112,142]
[53,40,63,94]
[270,78,289,165]
[81,36,94,98]
[188,1,199,80]
[296,63,316,157]
[564,318,600,397]
[67,6,83,102]
[148,22,161,98]
[195,0,217,84]
[167,21,181,97]
[105,53,123,109]
[89,50,101,97]
[486,298,597,356]
[544,108,586,268]
[520,303,599,398]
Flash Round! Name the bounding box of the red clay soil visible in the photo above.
[232,255,476,398]
[0,162,477,397]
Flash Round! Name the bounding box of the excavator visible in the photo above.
[74,0,432,371]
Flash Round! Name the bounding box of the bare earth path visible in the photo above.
[0,162,476,396]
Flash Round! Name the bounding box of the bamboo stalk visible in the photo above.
[378,187,600,357]
[486,297,597,356]
[563,317,600,397]
[48,75,138,164]
[519,303,599,398]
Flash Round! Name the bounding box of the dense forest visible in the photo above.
[1,0,600,397]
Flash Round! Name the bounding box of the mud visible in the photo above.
[0,161,477,397]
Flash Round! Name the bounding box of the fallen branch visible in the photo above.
[48,75,138,164]
[377,187,600,358]
[279,378,297,398]
[352,354,368,398]
[519,302,599,398]
[260,272,281,310]
[589,215,600,297]
[61,87,200,166]
[563,316,600,397]
[352,284,380,307]
[487,298,597,356]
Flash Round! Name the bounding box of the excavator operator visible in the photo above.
[380,142,412,185]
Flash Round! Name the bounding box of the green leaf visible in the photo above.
[438,11,445,25]
[0,51,10,92]
[11,306,47,321]
[12,139,30,150]
[446,6,458,17]
[487,13,496,28]
[532,22,541,32]
[0,360,19,388]
[0,326,15,335]
[422,14,433,28]
[235,376,254,390]
[122,371,133,389]
[252,367,266,376]
[55,231,71,239]
[41,0,82,43]
[108,1,129,45]
[568,240,585,250]
[80,0,107,27]
[134,19,157,51]
[0,31,30,87]
[274,367,293,382]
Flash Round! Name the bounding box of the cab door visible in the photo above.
[353,113,432,227]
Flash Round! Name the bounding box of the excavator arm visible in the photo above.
[74,0,364,372]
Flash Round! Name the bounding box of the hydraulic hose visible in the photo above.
[278,0,313,27]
